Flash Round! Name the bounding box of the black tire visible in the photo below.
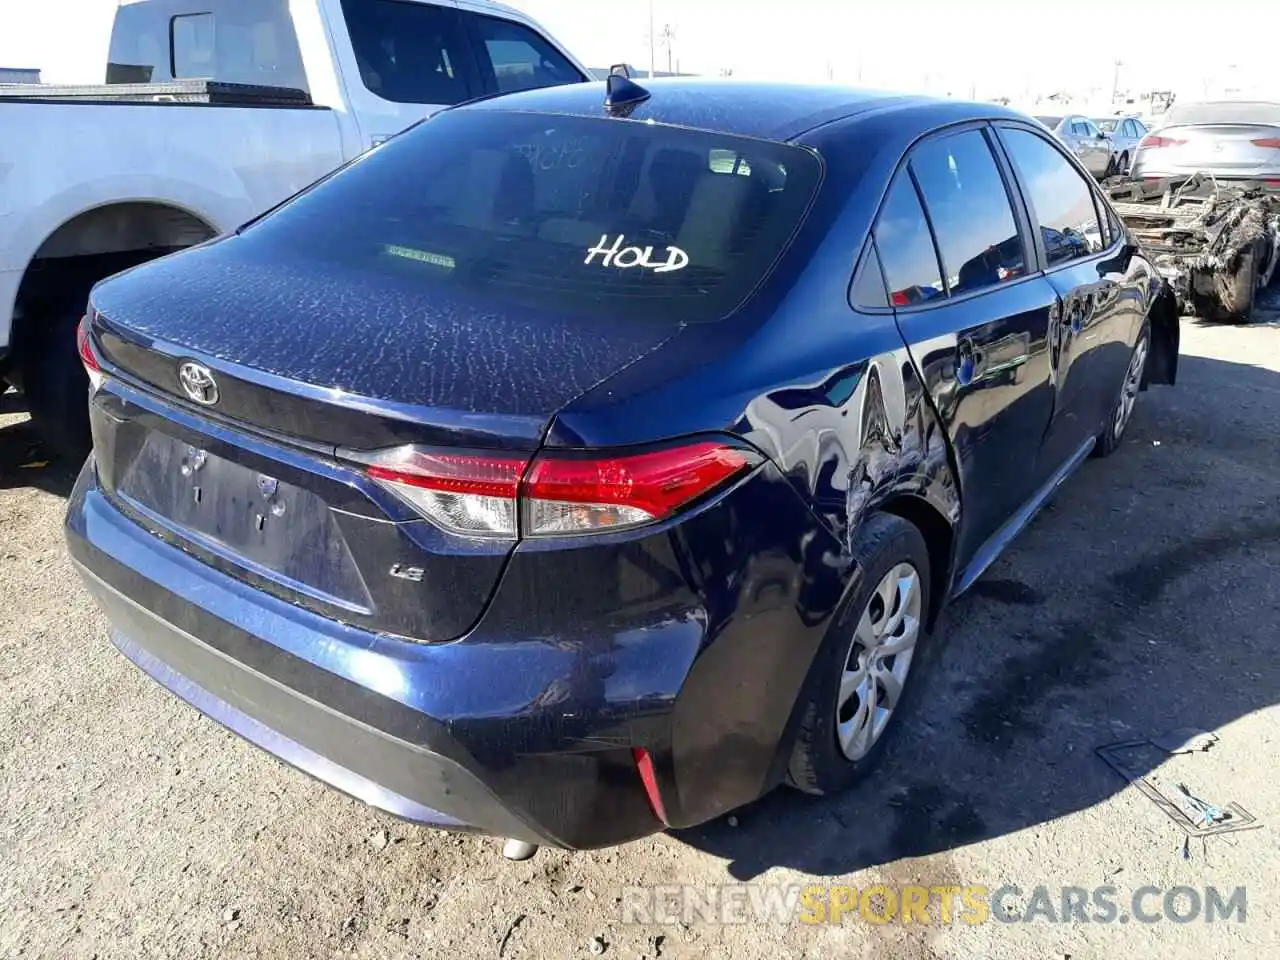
[786,513,934,796]
[22,307,92,464]
[1093,321,1150,458]
[1119,151,1129,175]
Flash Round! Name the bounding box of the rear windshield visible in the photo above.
[238,109,822,324]
[1163,101,1280,126]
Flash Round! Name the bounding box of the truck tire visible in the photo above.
[23,308,92,463]
[1193,237,1262,323]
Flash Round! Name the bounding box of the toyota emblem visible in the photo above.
[178,361,219,406]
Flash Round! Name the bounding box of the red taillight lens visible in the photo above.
[363,440,757,539]
[1251,137,1280,149]
[523,441,756,536]
[77,313,107,390]
[367,450,526,538]
[1138,135,1186,150]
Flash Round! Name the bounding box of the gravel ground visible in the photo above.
[2,316,1279,960]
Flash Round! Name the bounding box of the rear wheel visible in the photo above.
[21,307,92,464]
[1093,322,1149,458]
[786,513,934,796]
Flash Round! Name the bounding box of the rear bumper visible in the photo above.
[78,560,538,839]
[67,450,847,848]
[66,460,667,848]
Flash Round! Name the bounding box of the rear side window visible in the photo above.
[340,0,475,105]
[909,130,1025,295]
[1001,128,1104,267]
[240,109,822,324]
[107,0,307,90]
[874,175,945,305]
[850,244,888,309]
[471,14,584,94]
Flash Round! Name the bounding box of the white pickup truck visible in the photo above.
[0,0,588,457]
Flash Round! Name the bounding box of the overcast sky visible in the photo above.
[1,0,1273,103]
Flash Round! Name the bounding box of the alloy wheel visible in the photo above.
[1113,335,1149,441]
[835,562,922,761]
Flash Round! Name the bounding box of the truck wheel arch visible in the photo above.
[8,199,219,375]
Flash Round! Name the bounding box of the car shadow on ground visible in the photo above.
[0,396,80,497]
[674,352,1280,880]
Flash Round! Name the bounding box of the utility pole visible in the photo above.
[1111,59,1122,104]
[659,23,676,75]
[648,0,655,79]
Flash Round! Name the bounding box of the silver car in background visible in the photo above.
[1035,114,1115,178]
[1095,116,1148,174]
[1130,101,1280,183]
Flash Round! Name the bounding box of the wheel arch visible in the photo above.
[875,493,955,629]
[7,200,219,375]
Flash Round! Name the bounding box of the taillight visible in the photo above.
[1251,137,1280,149]
[363,440,758,539]
[367,450,526,538]
[77,313,106,391]
[523,441,755,536]
[1138,135,1186,150]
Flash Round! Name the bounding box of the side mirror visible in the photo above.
[1097,132,1108,140]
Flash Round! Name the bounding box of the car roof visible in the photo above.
[459,77,970,141]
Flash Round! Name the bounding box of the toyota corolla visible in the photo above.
[66,77,1179,856]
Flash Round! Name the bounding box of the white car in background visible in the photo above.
[0,0,588,457]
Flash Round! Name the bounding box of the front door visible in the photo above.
[875,126,1058,572]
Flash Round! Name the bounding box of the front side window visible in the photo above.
[874,174,945,306]
[239,110,821,324]
[909,129,1025,296]
[340,0,474,104]
[471,14,583,94]
[1001,127,1104,267]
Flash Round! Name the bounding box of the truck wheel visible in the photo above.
[1195,237,1263,322]
[23,308,92,463]
[786,513,934,796]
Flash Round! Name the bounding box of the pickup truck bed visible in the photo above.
[0,80,314,107]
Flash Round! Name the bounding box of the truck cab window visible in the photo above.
[107,0,308,92]
[172,14,215,78]
[470,14,584,94]
[340,0,475,105]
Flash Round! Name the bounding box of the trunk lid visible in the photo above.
[1152,123,1280,173]
[91,239,677,451]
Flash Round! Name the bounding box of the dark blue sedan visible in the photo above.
[66,78,1179,855]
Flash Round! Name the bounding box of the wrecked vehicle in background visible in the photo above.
[1105,175,1280,321]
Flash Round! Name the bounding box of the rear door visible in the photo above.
[1075,118,1110,176]
[996,123,1141,478]
[877,124,1058,572]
